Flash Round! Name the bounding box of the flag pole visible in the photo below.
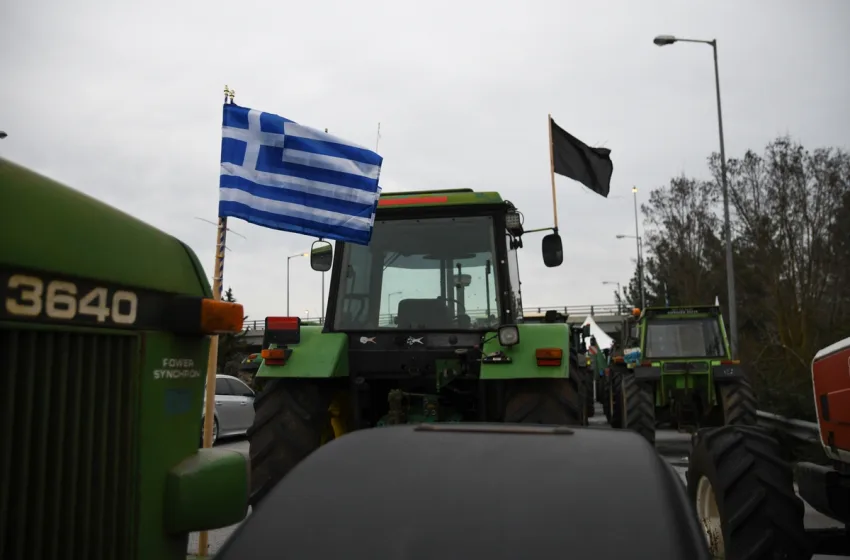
[197,85,234,558]
[547,113,559,230]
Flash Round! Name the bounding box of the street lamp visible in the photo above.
[0,131,7,139]
[616,234,645,309]
[286,252,309,316]
[602,281,623,312]
[653,34,738,357]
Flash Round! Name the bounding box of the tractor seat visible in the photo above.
[396,298,451,330]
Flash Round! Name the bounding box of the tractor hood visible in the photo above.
[0,158,211,297]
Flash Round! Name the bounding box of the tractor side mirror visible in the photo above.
[541,232,563,268]
[582,324,592,338]
[310,240,333,272]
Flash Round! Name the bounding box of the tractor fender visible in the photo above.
[255,326,348,378]
[479,323,572,379]
[710,362,746,381]
[215,423,710,560]
[633,365,662,381]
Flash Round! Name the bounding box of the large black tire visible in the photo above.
[247,379,335,507]
[504,367,586,426]
[687,426,810,560]
[601,375,611,421]
[621,373,656,445]
[718,378,758,425]
[607,368,624,428]
[583,371,595,418]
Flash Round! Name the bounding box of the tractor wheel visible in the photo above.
[621,373,655,445]
[247,379,337,507]
[607,368,624,428]
[584,371,595,418]
[601,375,611,421]
[718,378,758,426]
[504,367,586,426]
[687,425,810,560]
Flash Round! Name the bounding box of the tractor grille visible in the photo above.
[0,328,140,560]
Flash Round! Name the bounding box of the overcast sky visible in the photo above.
[2,0,848,322]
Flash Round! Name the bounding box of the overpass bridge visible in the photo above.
[240,304,631,347]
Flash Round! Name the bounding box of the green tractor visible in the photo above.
[611,305,757,445]
[247,189,588,506]
[519,310,594,419]
[0,159,249,559]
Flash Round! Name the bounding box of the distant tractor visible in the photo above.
[601,307,641,427]
[521,310,594,419]
[247,189,588,507]
[611,305,757,445]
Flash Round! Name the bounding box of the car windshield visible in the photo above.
[644,317,726,358]
[333,216,500,331]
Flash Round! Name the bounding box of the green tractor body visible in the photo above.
[0,159,248,560]
[248,189,586,506]
[612,305,757,444]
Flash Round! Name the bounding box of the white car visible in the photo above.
[201,374,256,445]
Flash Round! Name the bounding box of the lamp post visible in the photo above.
[602,281,623,312]
[653,34,738,356]
[286,252,308,316]
[616,234,645,309]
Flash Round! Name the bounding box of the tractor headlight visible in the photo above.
[498,325,520,347]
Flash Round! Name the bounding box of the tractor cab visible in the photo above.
[638,305,730,365]
[314,190,561,335]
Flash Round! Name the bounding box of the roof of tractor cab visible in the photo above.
[215,424,711,560]
[377,188,505,209]
[641,305,721,319]
[0,158,211,297]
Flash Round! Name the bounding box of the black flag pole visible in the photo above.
[547,114,560,231]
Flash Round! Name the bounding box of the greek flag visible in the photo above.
[219,103,383,245]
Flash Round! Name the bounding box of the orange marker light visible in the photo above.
[200,300,244,334]
[378,195,448,207]
[535,348,563,367]
[267,316,300,330]
[261,348,287,360]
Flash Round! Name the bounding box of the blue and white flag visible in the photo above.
[219,103,383,245]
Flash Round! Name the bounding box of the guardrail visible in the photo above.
[241,304,630,332]
[756,410,820,444]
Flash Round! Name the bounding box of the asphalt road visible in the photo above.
[188,406,846,558]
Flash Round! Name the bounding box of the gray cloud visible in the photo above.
[2,0,848,320]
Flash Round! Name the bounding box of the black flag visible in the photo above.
[550,117,613,198]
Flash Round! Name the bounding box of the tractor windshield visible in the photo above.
[333,215,501,331]
[644,317,726,359]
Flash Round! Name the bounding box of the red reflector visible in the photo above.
[720,360,740,365]
[264,359,286,366]
[266,316,299,330]
[378,195,449,207]
[535,348,563,367]
[537,359,562,367]
[641,361,653,367]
